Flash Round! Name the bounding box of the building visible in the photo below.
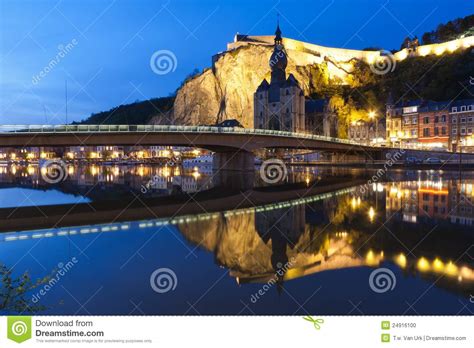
[254,23,305,133]
[450,99,474,152]
[253,23,338,137]
[348,118,386,145]
[305,99,338,138]
[386,100,421,147]
[417,101,450,150]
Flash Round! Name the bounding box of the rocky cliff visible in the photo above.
[172,43,341,128]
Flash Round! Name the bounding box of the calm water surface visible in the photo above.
[0,163,473,315]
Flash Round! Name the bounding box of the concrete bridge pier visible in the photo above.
[212,150,255,172]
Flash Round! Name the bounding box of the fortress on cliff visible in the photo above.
[215,30,474,81]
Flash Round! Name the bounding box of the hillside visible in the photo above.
[77,96,174,125]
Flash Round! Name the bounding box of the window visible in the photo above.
[434,116,439,123]
[441,115,446,122]
[404,118,410,125]
[452,107,457,112]
[452,128,457,135]
[424,117,429,124]
[468,128,473,135]
[468,117,473,123]
[412,117,417,124]
[452,116,457,123]
[434,127,439,136]
[461,106,466,112]
[286,89,290,95]
[441,127,447,135]
[423,193,429,201]
[461,128,466,135]
[286,108,289,113]
[411,129,417,136]
[468,105,473,111]
[461,118,466,123]
[423,128,430,136]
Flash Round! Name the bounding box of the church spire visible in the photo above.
[275,13,282,45]
[269,16,287,84]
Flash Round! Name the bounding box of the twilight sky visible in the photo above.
[0,0,473,124]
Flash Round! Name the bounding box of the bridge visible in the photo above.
[0,124,469,170]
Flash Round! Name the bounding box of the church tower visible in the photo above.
[253,21,305,133]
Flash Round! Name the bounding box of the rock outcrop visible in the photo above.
[172,44,341,128]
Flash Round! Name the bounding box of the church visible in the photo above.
[253,23,338,137]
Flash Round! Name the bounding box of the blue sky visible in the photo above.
[0,0,472,124]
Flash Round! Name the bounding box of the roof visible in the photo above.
[418,100,451,112]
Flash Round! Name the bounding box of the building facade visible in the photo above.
[348,119,386,145]
[386,98,474,152]
[450,99,474,152]
[253,23,338,138]
[254,24,305,133]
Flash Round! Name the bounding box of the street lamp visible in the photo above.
[369,111,378,145]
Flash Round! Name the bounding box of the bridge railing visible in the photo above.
[0,124,362,146]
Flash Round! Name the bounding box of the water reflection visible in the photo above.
[0,165,473,314]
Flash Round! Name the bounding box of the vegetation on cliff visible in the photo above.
[421,15,474,44]
[310,48,474,137]
[77,96,174,125]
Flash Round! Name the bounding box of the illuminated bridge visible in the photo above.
[0,124,466,169]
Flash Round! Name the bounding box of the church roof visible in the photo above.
[285,74,300,87]
[256,79,270,91]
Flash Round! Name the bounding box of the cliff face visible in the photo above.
[172,44,339,128]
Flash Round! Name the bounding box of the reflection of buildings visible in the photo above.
[385,179,473,225]
[0,164,212,197]
[255,204,305,274]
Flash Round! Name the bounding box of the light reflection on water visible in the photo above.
[0,163,473,315]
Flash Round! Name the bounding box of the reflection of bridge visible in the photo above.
[0,125,401,170]
[0,177,363,233]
